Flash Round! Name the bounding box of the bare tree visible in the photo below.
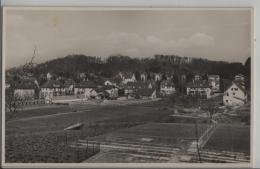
[5,87,22,122]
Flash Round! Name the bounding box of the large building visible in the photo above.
[160,80,175,96]
[223,75,247,106]
[186,80,212,99]
[40,80,66,101]
[13,80,39,100]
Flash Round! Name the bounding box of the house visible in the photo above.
[102,85,118,99]
[223,81,247,106]
[121,72,137,84]
[208,75,220,93]
[186,80,212,99]
[136,88,157,99]
[160,80,176,96]
[13,80,38,100]
[40,80,66,101]
[122,81,155,96]
[104,79,117,86]
[64,79,76,95]
[83,88,98,99]
[74,81,97,95]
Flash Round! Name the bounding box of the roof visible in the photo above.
[64,79,76,87]
[75,81,97,88]
[15,80,38,90]
[136,88,155,97]
[186,80,210,88]
[122,72,135,79]
[41,80,64,88]
[124,81,154,89]
[232,81,247,93]
[161,80,175,87]
[208,75,220,79]
[102,85,116,90]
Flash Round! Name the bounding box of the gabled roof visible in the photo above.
[161,80,175,87]
[186,80,210,88]
[75,81,97,88]
[232,81,247,94]
[122,72,135,79]
[41,80,64,88]
[15,80,38,90]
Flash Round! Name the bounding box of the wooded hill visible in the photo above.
[6,54,250,90]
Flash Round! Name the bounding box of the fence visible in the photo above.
[198,121,218,149]
[15,99,46,106]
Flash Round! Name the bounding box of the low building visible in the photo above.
[208,75,220,93]
[186,80,211,99]
[160,80,176,96]
[74,81,97,96]
[64,79,76,95]
[40,80,66,101]
[14,80,38,100]
[223,81,247,106]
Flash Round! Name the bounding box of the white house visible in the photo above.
[160,80,176,96]
[74,81,97,96]
[208,75,220,93]
[122,73,137,84]
[84,88,98,99]
[40,80,66,101]
[104,79,117,86]
[223,81,247,106]
[186,80,212,99]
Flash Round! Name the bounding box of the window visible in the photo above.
[234,88,238,91]
[226,100,228,103]
[231,88,233,91]
[233,92,236,95]
[226,93,229,96]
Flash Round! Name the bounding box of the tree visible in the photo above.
[5,87,22,122]
[244,57,251,92]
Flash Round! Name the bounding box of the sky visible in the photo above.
[5,8,251,69]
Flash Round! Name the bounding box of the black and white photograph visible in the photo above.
[2,7,252,167]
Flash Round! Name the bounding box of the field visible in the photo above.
[5,99,176,163]
[84,123,209,163]
[203,124,250,155]
[5,96,251,163]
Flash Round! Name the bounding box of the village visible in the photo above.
[5,70,248,107]
[5,56,251,163]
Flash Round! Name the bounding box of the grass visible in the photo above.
[203,124,250,155]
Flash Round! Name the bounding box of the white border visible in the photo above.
[1,4,257,168]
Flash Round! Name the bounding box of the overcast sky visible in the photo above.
[5,8,251,69]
